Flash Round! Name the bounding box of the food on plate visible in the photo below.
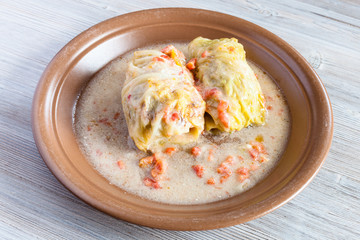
[121,45,205,152]
[75,42,290,204]
[188,37,266,132]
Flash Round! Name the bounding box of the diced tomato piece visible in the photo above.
[201,50,209,58]
[186,58,197,70]
[117,160,125,169]
[164,147,176,156]
[267,106,273,110]
[191,146,201,157]
[139,155,155,168]
[127,94,131,100]
[143,177,161,189]
[170,112,180,121]
[192,165,204,178]
[153,56,165,62]
[207,177,215,185]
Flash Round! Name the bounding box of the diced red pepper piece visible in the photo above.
[117,160,125,169]
[217,163,231,175]
[164,147,176,156]
[151,159,167,179]
[98,118,112,127]
[208,148,214,161]
[161,45,185,66]
[204,88,221,100]
[170,112,180,121]
[153,56,165,62]
[220,175,230,183]
[191,146,201,157]
[236,167,249,175]
[238,174,249,183]
[250,163,259,171]
[139,155,155,168]
[219,112,230,128]
[160,54,170,59]
[201,50,209,58]
[162,106,171,123]
[161,45,174,54]
[217,100,230,128]
[250,141,267,154]
[224,156,234,165]
[113,112,120,120]
[236,167,250,183]
[143,177,161,189]
[259,155,269,163]
[217,156,234,183]
[96,149,103,156]
[192,165,204,178]
[249,148,259,159]
[228,46,235,52]
[217,100,229,112]
[207,177,216,185]
[186,58,197,70]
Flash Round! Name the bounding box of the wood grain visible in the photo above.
[1,0,359,239]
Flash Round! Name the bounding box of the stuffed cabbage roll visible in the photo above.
[188,37,266,132]
[122,45,206,152]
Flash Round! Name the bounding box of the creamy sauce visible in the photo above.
[74,43,290,204]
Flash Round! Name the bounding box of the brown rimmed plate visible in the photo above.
[32,8,333,230]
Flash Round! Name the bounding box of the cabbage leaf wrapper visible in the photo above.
[122,46,205,152]
[189,37,266,132]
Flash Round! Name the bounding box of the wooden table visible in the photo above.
[1,0,359,239]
